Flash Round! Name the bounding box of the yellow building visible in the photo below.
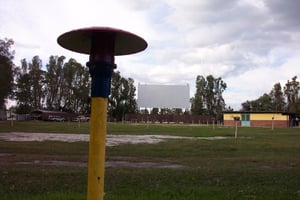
[223,112,299,128]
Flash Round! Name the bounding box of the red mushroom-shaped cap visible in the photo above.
[57,27,147,56]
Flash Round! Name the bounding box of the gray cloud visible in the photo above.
[264,0,300,30]
[1,0,299,109]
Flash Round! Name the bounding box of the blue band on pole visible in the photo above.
[87,61,116,98]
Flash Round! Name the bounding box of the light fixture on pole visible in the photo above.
[57,27,147,200]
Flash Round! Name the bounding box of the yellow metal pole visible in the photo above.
[57,27,147,200]
[86,34,115,200]
[87,97,108,200]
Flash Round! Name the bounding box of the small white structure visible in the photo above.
[137,84,190,109]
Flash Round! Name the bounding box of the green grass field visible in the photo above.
[0,121,299,199]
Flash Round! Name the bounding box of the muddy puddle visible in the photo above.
[0,132,235,146]
[14,159,186,169]
[0,133,248,169]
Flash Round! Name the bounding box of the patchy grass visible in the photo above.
[0,120,90,134]
[0,121,299,199]
[1,120,299,136]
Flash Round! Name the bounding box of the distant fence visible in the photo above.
[123,114,217,124]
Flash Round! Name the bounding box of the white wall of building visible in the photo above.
[137,84,190,109]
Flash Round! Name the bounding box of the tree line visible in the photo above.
[9,57,137,120]
[0,38,139,121]
[1,38,229,120]
[1,38,299,121]
[241,76,300,113]
[190,75,227,120]
[15,55,91,114]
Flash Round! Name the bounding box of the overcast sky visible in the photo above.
[1,0,299,110]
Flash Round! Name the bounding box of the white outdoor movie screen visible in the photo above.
[138,84,190,109]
